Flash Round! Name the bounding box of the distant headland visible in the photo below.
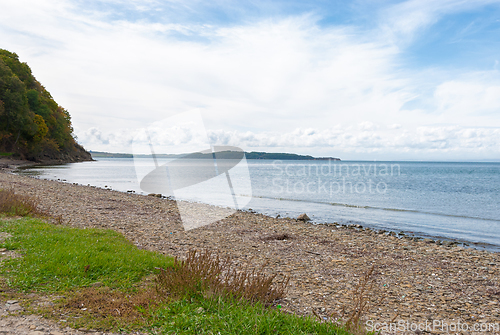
[90,150,341,161]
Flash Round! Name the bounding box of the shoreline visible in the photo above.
[247,202,500,253]
[0,156,94,171]
[9,156,500,252]
[0,157,36,170]
[0,169,499,331]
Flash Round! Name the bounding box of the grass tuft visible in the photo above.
[157,249,289,305]
[0,188,46,217]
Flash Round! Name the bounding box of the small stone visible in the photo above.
[38,301,54,307]
[195,307,204,314]
[297,213,311,222]
[7,304,22,311]
[6,300,18,304]
[0,248,6,252]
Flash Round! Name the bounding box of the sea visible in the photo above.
[15,158,500,251]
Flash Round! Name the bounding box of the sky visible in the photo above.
[1,0,500,160]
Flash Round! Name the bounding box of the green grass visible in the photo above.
[0,217,174,291]
[0,152,14,156]
[0,217,359,334]
[150,297,351,335]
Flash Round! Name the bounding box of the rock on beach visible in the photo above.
[296,213,311,221]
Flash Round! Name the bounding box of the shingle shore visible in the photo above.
[0,168,499,334]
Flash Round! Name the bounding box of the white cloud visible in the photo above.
[1,0,499,159]
[434,77,500,118]
[0,4,411,128]
[80,123,500,160]
[380,0,500,45]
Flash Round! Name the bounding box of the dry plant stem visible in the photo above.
[0,188,44,216]
[344,265,379,333]
[63,286,161,321]
[156,249,289,305]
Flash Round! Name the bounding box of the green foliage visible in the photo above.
[33,114,48,142]
[0,49,85,160]
[0,217,174,291]
[151,297,352,335]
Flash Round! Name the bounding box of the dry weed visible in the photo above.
[61,286,160,327]
[344,265,381,333]
[156,249,289,305]
[320,265,383,335]
[0,188,47,217]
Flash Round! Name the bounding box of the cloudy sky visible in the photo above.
[1,0,500,160]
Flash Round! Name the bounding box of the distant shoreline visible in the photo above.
[90,150,341,161]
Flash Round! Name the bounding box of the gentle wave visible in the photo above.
[247,194,500,223]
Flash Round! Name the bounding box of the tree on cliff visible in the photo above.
[0,49,91,162]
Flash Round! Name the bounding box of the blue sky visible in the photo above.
[1,0,500,160]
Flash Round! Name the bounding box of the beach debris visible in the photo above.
[297,213,311,221]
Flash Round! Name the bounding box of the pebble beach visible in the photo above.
[0,161,499,334]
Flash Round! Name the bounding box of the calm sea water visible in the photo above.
[16,158,500,250]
